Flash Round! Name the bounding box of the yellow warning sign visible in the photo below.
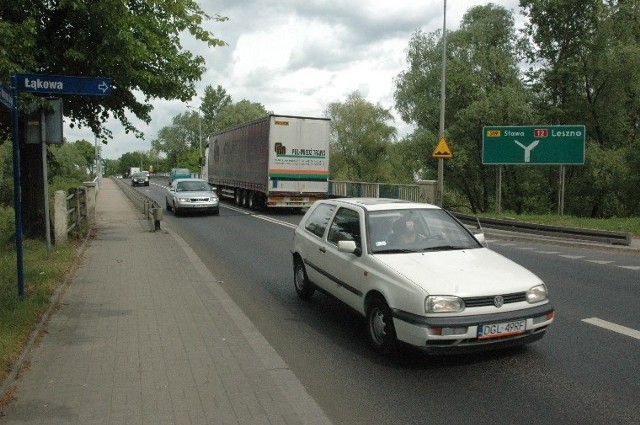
[432,137,452,159]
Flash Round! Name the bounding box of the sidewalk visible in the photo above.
[1,178,331,425]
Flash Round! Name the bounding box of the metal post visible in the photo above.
[437,0,447,207]
[41,109,51,254]
[10,74,25,297]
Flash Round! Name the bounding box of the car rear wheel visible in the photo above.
[294,259,315,299]
[366,296,398,355]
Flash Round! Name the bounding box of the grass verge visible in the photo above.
[0,238,81,388]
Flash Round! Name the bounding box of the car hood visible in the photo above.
[373,248,542,296]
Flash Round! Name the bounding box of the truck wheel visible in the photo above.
[248,191,256,209]
[234,190,242,206]
[242,190,249,207]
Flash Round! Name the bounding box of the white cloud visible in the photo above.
[64,0,522,159]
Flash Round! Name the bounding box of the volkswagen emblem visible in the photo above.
[493,295,504,308]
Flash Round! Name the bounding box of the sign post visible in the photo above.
[9,72,112,298]
[482,125,586,214]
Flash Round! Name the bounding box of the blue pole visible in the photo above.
[10,73,25,298]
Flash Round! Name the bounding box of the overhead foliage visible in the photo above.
[0,0,227,142]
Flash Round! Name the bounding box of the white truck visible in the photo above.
[205,114,330,209]
[128,167,141,178]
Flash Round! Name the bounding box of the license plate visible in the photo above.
[478,320,526,339]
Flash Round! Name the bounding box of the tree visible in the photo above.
[212,100,269,133]
[325,91,396,182]
[394,4,535,213]
[200,85,232,137]
[1,1,227,237]
[521,0,640,217]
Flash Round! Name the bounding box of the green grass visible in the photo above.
[0,206,80,387]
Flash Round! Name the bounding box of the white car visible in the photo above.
[291,198,554,355]
[165,178,219,216]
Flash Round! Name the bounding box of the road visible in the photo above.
[138,178,640,424]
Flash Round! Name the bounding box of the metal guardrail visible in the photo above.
[452,213,633,246]
[65,186,87,235]
[112,176,163,231]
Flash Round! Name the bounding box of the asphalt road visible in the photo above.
[138,179,640,425]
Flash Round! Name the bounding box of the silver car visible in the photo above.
[165,178,219,216]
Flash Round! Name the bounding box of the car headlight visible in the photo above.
[178,197,190,202]
[425,296,465,313]
[526,284,548,303]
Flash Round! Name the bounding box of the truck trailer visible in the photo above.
[206,115,330,209]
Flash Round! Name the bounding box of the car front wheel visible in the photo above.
[293,259,315,299]
[366,296,398,355]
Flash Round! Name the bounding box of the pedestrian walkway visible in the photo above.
[1,178,331,425]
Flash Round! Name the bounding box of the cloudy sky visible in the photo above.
[67,0,522,159]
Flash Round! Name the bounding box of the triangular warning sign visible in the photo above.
[432,137,452,159]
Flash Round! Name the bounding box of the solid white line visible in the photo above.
[585,260,614,264]
[582,318,640,340]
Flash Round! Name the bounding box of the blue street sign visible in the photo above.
[0,83,13,108]
[15,73,112,96]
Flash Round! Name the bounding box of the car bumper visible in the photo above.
[174,202,219,213]
[391,303,554,354]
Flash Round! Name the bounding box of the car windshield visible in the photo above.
[367,209,481,253]
[176,181,209,192]
[133,173,146,178]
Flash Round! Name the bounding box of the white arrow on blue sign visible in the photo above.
[15,73,112,96]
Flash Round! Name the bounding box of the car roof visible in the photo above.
[320,197,440,212]
[173,178,206,183]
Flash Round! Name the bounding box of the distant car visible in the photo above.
[165,178,219,216]
[291,198,554,355]
[131,172,149,187]
[168,167,191,185]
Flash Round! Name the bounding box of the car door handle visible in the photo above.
[319,246,326,253]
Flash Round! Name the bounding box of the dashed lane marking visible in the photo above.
[582,318,640,341]
[617,266,640,271]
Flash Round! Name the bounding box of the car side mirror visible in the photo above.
[474,232,489,248]
[338,240,361,256]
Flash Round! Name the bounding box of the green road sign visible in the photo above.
[482,125,585,165]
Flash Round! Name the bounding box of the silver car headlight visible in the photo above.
[178,197,190,202]
[425,296,465,313]
[526,284,549,303]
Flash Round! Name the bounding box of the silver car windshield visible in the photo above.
[368,209,481,253]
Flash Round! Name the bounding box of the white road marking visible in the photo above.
[582,318,640,340]
[585,260,614,264]
[617,266,640,271]
[559,255,585,259]
[534,251,560,254]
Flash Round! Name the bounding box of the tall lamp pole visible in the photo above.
[437,0,447,207]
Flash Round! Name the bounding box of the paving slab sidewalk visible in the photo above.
[0,178,331,425]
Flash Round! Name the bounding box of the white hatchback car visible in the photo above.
[291,198,554,355]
